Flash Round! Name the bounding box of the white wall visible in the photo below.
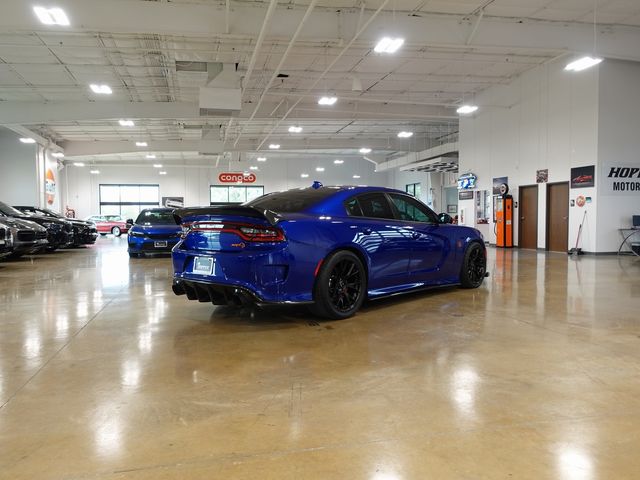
[596,60,640,252]
[62,156,390,219]
[458,56,601,251]
[388,169,457,214]
[0,127,39,206]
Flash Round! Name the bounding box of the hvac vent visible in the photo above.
[199,108,240,117]
[176,61,208,72]
[400,156,459,173]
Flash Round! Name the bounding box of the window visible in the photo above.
[405,183,421,198]
[210,185,265,205]
[246,188,337,213]
[135,209,177,225]
[355,193,394,219]
[344,197,363,217]
[389,193,438,223]
[99,184,160,219]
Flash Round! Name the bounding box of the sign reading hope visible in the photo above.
[218,172,257,183]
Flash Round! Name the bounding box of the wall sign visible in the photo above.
[601,164,640,195]
[457,173,477,190]
[45,168,56,205]
[162,197,184,208]
[536,169,548,183]
[458,190,474,200]
[492,176,508,195]
[570,165,595,189]
[218,172,257,184]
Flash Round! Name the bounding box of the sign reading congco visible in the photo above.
[218,172,257,184]
[602,164,640,194]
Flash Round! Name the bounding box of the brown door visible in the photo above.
[547,182,569,252]
[518,185,538,249]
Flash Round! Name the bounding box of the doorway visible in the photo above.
[546,182,569,252]
[518,185,538,249]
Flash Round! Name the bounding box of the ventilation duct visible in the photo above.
[199,62,242,117]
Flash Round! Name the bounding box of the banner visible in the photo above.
[601,164,640,195]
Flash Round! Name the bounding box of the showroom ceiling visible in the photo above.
[1,0,639,165]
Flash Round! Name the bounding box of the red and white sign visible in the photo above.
[218,172,256,184]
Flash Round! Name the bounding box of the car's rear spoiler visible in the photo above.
[173,206,281,226]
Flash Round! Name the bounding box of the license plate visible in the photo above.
[154,241,168,248]
[192,256,214,275]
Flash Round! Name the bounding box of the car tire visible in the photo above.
[459,242,487,289]
[311,250,366,320]
[128,252,139,258]
[99,233,107,236]
[112,226,122,237]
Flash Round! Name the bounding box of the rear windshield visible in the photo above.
[135,210,177,225]
[246,188,336,213]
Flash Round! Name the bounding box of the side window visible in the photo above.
[357,193,395,219]
[389,194,438,223]
[344,197,363,217]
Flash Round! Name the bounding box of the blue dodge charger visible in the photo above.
[171,186,487,319]
[127,208,182,258]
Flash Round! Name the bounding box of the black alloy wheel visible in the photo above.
[460,242,486,288]
[312,250,366,319]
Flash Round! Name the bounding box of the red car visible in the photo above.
[85,215,130,236]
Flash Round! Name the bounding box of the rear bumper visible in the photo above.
[172,278,312,306]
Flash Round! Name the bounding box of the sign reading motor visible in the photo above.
[218,172,257,184]
[607,166,640,192]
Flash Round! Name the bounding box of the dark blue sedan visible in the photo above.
[127,208,181,258]
[171,186,487,319]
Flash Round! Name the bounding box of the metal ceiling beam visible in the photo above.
[0,101,456,124]
[3,124,64,151]
[1,0,640,61]
[61,139,225,157]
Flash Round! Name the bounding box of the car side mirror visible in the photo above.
[438,213,453,224]
[126,219,134,225]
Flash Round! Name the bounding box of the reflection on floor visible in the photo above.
[1,237,639,479]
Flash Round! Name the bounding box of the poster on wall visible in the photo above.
[570,165,595,189]
[536,169,548,183]
[162,197,184,208]
[492,176,508,195]
[45,168,56,205]
[600,164,640,195]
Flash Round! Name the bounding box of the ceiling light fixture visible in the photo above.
[318,96,338,106]
[19,137,36,144]
[159,171,167,175]
[249,166,259,171]
[301,173,309,178]
[456,105,479,115]
[353,175,361,179]
[51,152,64,158]
[359,147,371,154]
[333,159,344,164]
[288,125,303,133]
[268,143,280,149]
[153,164,163,168]
[146,154,156,159]
[374,37,404,54]
[33,6,70,26]
[135,141,148,147]
[119,119,135,127]
[565,56,603,72]
[316,167,325,172]
[73,162,85,167]
[90,170,100,174]
[397,131,413,138]
[89,84,112,95]
[257,157,267,162]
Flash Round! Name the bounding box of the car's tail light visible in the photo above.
[189,222,285,243]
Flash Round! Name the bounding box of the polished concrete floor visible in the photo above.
[1,237,639,479]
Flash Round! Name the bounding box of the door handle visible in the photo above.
[521,217,525,220]
[362,227,372,235]
[411,231,422,239]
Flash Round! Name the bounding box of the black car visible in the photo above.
[14,206,98,247]
[0,201,73,251]
[0,216,48,258]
